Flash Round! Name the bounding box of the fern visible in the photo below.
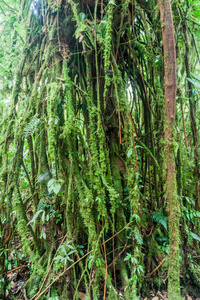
[134,229,143,245]
[151,210,167,230]
[24,114,40,137]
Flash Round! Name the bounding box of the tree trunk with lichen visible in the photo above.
[158,0,181,299]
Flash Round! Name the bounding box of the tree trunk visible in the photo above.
[158,0,181,299]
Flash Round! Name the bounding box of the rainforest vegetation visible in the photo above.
[0,0,200,299]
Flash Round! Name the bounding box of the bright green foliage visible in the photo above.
[0,0,200,299]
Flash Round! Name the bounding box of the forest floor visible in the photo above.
[5,266,200,300]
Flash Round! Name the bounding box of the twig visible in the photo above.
[157,291,167,300]
[103,218,107,300]
[108,238,128,268]
[146,225,154,237]
[113,230,116,288]
[7,265,31,275]
[149,258,166,276]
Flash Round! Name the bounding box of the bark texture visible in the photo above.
[158,0,181,299]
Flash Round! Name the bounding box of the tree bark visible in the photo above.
[158,0,181,299]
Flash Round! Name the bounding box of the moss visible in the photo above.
[164,116,181,300]
[103,2,114,104]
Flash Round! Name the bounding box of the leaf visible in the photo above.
[23,182,27,188]
[41,232,46,239]
[79,12,86,21]
[47,179,55,187]
[184,172,193,178]
[187,77,200,88]
[189,231,200,242]
[68,250,76,255]
[129,214,141,224]
[191,10,200,17]
[135,264,144,275]
[67,244,75,250]
[78,292,87,300]
[54,183,61,194]
[8,81,13,89]
[47,179,61,194]
[134,230,143,245]
[151,210,167,230]
[127,149,132,158]
[38,170,51,182]
[24,114,40,137]
[108,0,116,5]
[27,210,43,225]
[42,211,45,223]
[190,72,200,81]
[88,257,93,269]
[54,255,64,261]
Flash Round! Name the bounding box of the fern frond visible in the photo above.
[151,210,167,230]
[24,114,40,137]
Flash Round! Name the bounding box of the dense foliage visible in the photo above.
[0,0,200,299]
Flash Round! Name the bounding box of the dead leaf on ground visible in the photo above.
[78,291,87,300]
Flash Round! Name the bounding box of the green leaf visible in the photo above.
[8,81,13,89]
[129,214,141,224]
[190,72,200,81]
[187,77,200,88]
[151,210,167,230]
[127,149,132,158]
[24,114,40,137]
[79,12,86,21]
[47,179,61,194]
[42,211,45,223]
[41,232,46,239]
[108,0,116,5]
[54,183,61,194]
[134,230,143,245]
[189,231,200,242]
[27,210,43,225]
[5,259,8,268]
[23,182,27,188]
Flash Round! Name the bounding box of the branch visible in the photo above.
[149,258,166,276]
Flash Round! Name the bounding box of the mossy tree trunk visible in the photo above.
[1,0,200,298]
[159,0,181,299]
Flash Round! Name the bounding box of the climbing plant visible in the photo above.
[0,0,200,299]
